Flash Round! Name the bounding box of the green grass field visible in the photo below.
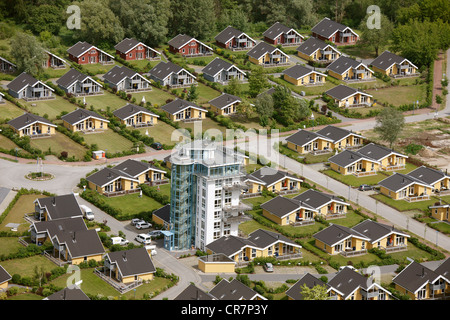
[81,130,135,154]
[82,91,128,112]
[136,121,183,146]
[367,84,426,106]
[0,100,26,121]
[101,193,164,219]
[30,131,88,160]
[23,96,78,120]
[0,194,47,233]
[132,88,177,108]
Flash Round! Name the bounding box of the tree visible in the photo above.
[187,84,199,102]
[300,283,329,300]
[358,13,394,56]
[225,76,242,97]
[10,32,47,77]
[27,4,64,35]
[374,107,405,149]
[248,66,269,97]
[254,93,274,127]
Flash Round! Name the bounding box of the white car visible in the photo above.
[80,204,95,221]
[111,237,129,246]
[131,218,144,226]
[135,221,152,230]
[135,233,152,245]
[147,230,162,238]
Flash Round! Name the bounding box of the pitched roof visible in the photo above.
[326,56,372,75]
[434,258,450,280]
[215,26,255,45]
[260,195,305,218]
[327,267,371,298]
[33,216,87,236]
[202,57,245,78]
[378,172,432,193]
[263,22,303,41]
[152,204,170,224]
[356,143,407,162]
[61,108,109,125]
[209,279,265,300]
[56,68,102,89]
[351,219,409,244]
[114,38,160,55]
[285,130,331,147]
[106,247,156,277]
[8,112,56,131]
[283,64,326,79]
[174,283,215,300]
[325,84,372,101]
[45,286,90,300]
[293,189,348,210]
[7,72,54,93]
[161,98,206,115]
[168,34,212,51]
[296,37,340,56]
[285,273,330,300]
[311,17,358,39]
[285,125,363,147]
[246,42,289,60]
[328,149,377,168]
[246,166,302,187]
[313,223,369,246]
[208,93,241,109]
[407,166,450,186]
[113,103,159,121]
[35,194,83,221]
[57,228,105,258]
[86,167,139,188]
[370,50,417,71]
[148,61,195,81]
[392,261,441,293]
[0,265,12,285]
[112,159,165,178]
[67,41,114,59]
[103,65,150,86]
[316,125,365,143]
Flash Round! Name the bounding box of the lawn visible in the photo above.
[172,82,222,105]
[0,100,25,121]
[82,91,128,112]
[30,131,88,161]
[0,134,28,155]
[81,130,135,154]
[101,193,164,219]
[366,84,426,107]
[0,237,24,256]
[80,61,123,76]
[132,87,177,108]
[178,116,228,137]
[0,194,47,233]
[0,255,58,278]
[322,169,391,187]
[372,194,450,213]
[22,96,78,120]
[136,121,182,146]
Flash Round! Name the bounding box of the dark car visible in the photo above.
[358,184,373,191]
[152,142,162,150]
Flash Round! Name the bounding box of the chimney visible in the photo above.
[123,252,127,262]
[72,231,76,243]
[52,197,56,206]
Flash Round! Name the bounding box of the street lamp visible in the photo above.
[310,113,315,131]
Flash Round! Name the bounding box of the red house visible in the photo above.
[168,34,213,57]
[311,18,359,46]
[114,38,161,61]
[263,22,304,47]
[43,51,67,69]
[67,41,114,65]
[214,26,256,51]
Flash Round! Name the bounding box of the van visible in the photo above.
[135,233,152,245]
[80,205,95,221]
[111,237,129,246]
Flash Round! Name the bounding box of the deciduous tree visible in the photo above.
[374,107,405,149]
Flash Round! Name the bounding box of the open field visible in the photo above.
[0,194,46,233]
[30,131,88,160]
[101,192,164,219]
[22,96,78,120]
[81,130,135,154]
[82,91,128,112]
[367,84,427,106]
[0,100,26,121]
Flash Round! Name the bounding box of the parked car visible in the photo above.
[358,184,373,191]
[263,262,274,272]
[135,233,152,245]
[147,230,162,238]
[152,142,162,150]
[111,237,129,246]
[131,218,144,226]
[79,204,95,221]
[135,221,152,229]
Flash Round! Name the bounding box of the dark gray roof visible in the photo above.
[209,279,263,300]
[328,267,370,298]
[215,26,251,44]
[328,149,368,168]
[378,172,431,192]
[56,68,97,89]
[148,61,194,81]
[152,204,170,224]
[260,195,303,218]
[311,17,356,39]
[35,194,83,221]
[313,223,368,246]
[316,125,364,143]
[45,286,90,300]
[434,258,450,280]
[370,50,416,71]
[247,228,298,248]
[247,42,288,60]
[293,189,347,210]
[8,112,56,130]
[161,98,206,115]
[285,130,327,147]
[325,84,372,101]
[263,22,301,40]
[283,64,324,79]
[67,41,111,58]
[107,247,156,277]
[285,273,330,300]
[114,38,159,55]
[208,93,241,109]
[7,72,53,93]
[113,103,159,121]
[168,34,195,49]
[103,65,148,86]
[113,159,165,178]
[246,166,302,187]
[356,143,405,162]
[393,261,440,293]
[286,126,363,147]
[202,57,244,77]
[206,235,254,257]
[407,166,450,186]
[351,219,409,244]
[33,216,87,236]
[296,37,334,56]
[175,283,215,300]
[0,265,11,284]
[326,56,369,75]
[61,108,108,125]
[86,167,138,187]
[58,228,105,258]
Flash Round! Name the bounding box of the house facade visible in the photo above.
[208,93,241,116]
[113,103,159,128]
[161,98,207,122]
[370,51,418,78]
[282,64,326,86]
[148,61,197,88]
[263,22,304,47]
[296,37,341,64]
[114,38,160,61]
[215,26,256,51]
[168,34,213,57]
[0,56,16,73]
[103,65,151,92]
[202,58,246,84]
[247,42,290,67]
[311,17,359,46]
[8,113,57,138]
[429,202,450,222]
[378,172,433,202]
[56,68,103,96]
[7,72,54,101]
[61,109,109,133]
[244,166,303,195]
[325,84,373,108]
[44,51,67,69]
[67,41,114,65]
[326,56,373,82]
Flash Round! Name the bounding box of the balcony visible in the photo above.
[352,170,377,177]
[103,188,140,198]
[361,290,381,300]
[143,178,169,187]
[276,188,299,195]
[405,194,430,202]
[223,181,249,191]
[339,248,367,257]
[381,245,408,253]
[223,202,253,213]
[132,121,155,128]
[326,212,346,220]
[290,219,315,227]
[382,164,406,171]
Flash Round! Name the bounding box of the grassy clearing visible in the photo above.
[101,193,164,219]
[136,121,181,146]
[0,237,24,256]
[30,131,88,160]
[372,194,450,213]
[23,96,78,120]
[0,194,47,233]
[81,130,135,154]
[0,255,57,278]
[366,84,426,106]
[132,88,176,108]
[82,91,128,112]
[0,101,26,121]
[322,169,391,187]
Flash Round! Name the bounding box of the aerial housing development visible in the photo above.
[0,0,449,311]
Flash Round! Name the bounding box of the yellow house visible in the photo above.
[244,166,303,195]
[283,64,326,86]
[113,103,159,127]
[329,150,380,176]
[296,37,341,63]
[352,220,409,252]
[61,108,109,133]
[8,113,57,138]
[407,166,450,193]
[151,204,171,229]
[326,56,374,82]
[197,253,236,273]
[205,229,302,265]
[0,265,11,292]
[103,247,156,284]
[247,42,290,67]
[393,259,450,300]
[325,84,372,108]
[429,202,449,221]
[113,159,167,186]
[379,172,433,202]
[285,125,365,155]
[208,93,241,116]
[161,98,207,122]
[370,51,419,78]
[260,195,317,226]
[314,223,370,256]
[86,167,141,197]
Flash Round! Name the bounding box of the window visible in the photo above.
[417,288,426,300]
[215,189,221,198]
[214,222,221,229]
[214,211,221,219]
[214,199,221,209]
[251,248,256,258]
